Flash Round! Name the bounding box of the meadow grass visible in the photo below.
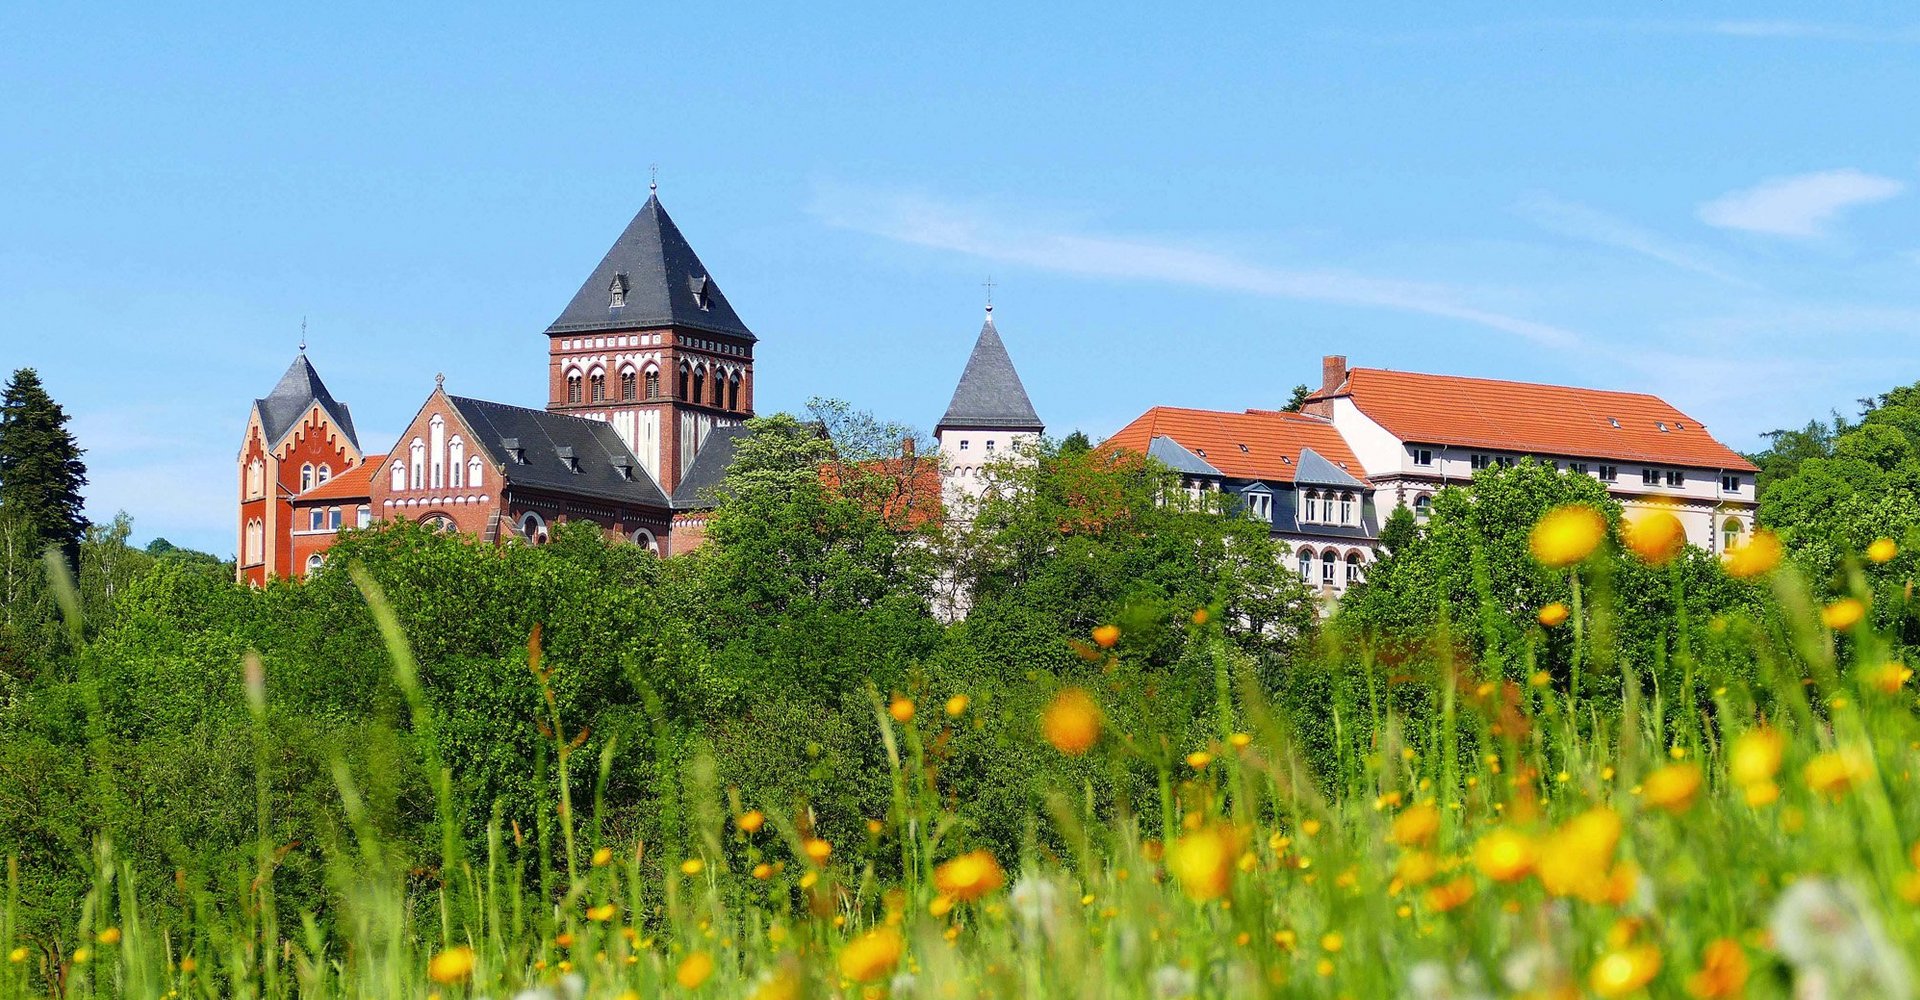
[7,520,1920,999]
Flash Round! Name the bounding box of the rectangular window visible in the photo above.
[1665,470,1685,487]
[308,509,323,531]
[1303,494,1318,522]
[329,507,342,530]
[1641,468,1660,486]
[1721,474,1741,493]
[357,505,372,528]
[1413,448,1433,467]
[1495,456,1515,468]
[1339,496,1353,524]
[959,440,969,451]
[1567,462,1589,476]
[1470,453,1491,471]
[1598,465,1618,483]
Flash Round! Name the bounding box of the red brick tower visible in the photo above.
[236,353,362,585]
[542,189,757,495]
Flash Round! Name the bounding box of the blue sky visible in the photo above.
[3,4,1917,553]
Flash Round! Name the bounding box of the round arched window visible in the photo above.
[633,528,659,554]
[520,512,547,545]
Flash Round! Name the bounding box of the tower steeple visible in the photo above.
[935,306,1044,504]
[544,193,756,496]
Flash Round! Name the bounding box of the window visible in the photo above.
[1567,462,1589,476]
[1641,468,1659,486]
[1303,491,1319,523]
[430,415,445,489]
[1722,518,1744,551]
[410,439,426,490]
[305,554,324,576]
[391,461,406,491]
[1321,551,1336,585]
[727,375,741,410]
[520,512,546,543]
[357,505,371,528]
[1297,548,1314,582]
[309,509,325,531]
[960,440,970,451]
[300,463,315,491]
[567,374,583,405]
[1665,470,1684,487]
[645,370,661,399]
[329,506,342,530]
[1597,465,1618,483]
[691,368,705,404]
[1413,494,1432,519]
[609,272,627,308]
[468,456,483,488]
[1243,488,1272,521]
[422,514,455,533]
[1495,456,1516,469]
[621,370,637,401]
[1338,492,1354,525]
[985,440,997,453]
[1721,474,1741,493]
[633,528,658,554]
[1413,448,1433,467]
[1346,553,1364,584]
[245,460,265,499]
[244,519,263,564]
[1470,454,1492,471]
[449,438,465,487]
[317,464,332,485]
[679,365,691,399]
[590,370,606,403]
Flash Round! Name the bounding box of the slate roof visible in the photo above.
[1147,436,1224,476]
[1104,407,1368,484]
[670,423,749,509]
[545,194,756,341]
[256,354,359,450]
[292,454,385,503]
[1294,447,1368,490]
[445,396,669,507]
[937,310,1044,431]
[1317,367,1758,472]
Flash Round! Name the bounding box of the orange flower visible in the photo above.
[428,946,476,985]
[1590,945,1661,997]
[888,697,915,723]
[1625,508,1686,565]
[1530,505,1607,568]
[1537,808,1622,900]
[1091,624,1121,648]
[1390,802,1440,847]
[1192,608,1210,625]
[1537,602,1570,627]
[1822,598,1866,630]
[737,809,766,834]
[1424,875,1476,912]
[1472,827,1537,882]
[837,927,904,983]
[1864,662,1913,694]
[1723,529,1782,578]
[1867,537,1898,563]
[933,850,1006,902]
[676,951,715,989]
[1685,939,1749,999]
[945,694,970,717]
[1804,748,1873,797]
[1043,688,1102,755]
[803,838,832,865]
[1642,763,1703,814]
[1168,824,1239,901]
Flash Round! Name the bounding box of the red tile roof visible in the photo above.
[1103,407,1368,483]
[294,454,384,503]
[1323,368,1757,472]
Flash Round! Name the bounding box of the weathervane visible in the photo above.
[299,316,307,353]
[982,275,995,314]
[650,163,658,194]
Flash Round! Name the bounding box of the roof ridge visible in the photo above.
[1354,366,1679,406]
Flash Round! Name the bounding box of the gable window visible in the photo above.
[1470,454,1491,471]
[449,438,465,487]
[1641,468,1659,486]
[1597,465,1618,483]
[609,272,628,308]
[1242,487,1272,522]
[1721,474,1741,493]
[468,456,484,488]
[430,415,446,489]
[621,369,637,401]
[1665,470,1685,487]
[300,463,315,491]
[245,459,265,499]
[1413,448,1433,467]
[390,461,406,491]
[317,464,332,485]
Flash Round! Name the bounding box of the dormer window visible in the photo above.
[502,437,526,465]
[690,275,712,310]
[556,446,580,473]
[609,273,628,309]
[1608,417,1621,429]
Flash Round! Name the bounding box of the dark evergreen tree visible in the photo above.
[0,368,89,564]
[1059,430,1091,455]
[1282,384,1312,412]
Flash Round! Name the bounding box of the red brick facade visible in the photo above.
[237,403,362,586]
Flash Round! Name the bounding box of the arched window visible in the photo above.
[633,528,658,553]
[468,456,483,489]
[317,464,332,485]
[1339,492,1354,525]
[305,553,324,577]
[300,463,315,492]
[244,519,264,564]
[245,459,265,499]
[691,367,706,405]
[1722,517,1744,552]
[356,505,371,528]
[520,512,546,544]
[1302,491,1318,523]
[645,368,661,399]
[1297,547,1314,582]
[430,415,446,489]
[1321,550,1337,585]
[712,369,727,407]
[409,439,426,490]
[727,374,741,410]
[1346,552,1364,584]
[1413,494,1432,519]
[391,461,406,492]
[567,373,583,405]
[421,513,456,533]
[448,437,465,487]
[621,369,637,401]
[589,369,606,403]
[679,364,691,400]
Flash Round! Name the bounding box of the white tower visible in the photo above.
[934,305,1045,506]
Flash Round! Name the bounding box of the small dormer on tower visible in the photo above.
[935,304,1045,502]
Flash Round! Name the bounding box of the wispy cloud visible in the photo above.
[1697,169,1906,238]
[1705,20,1920,43]
[811,185,1583,348]
[1516,194,1757,287]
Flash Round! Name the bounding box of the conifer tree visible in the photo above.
[0,368,89,564]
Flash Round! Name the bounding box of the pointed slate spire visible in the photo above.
[937,308,1044,432]
[545,194,756,341]
[254,354,359,449]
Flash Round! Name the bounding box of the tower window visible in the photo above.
[645,369,661,399]
[567,374,583,405]
[590,371,606,402]
[621,370,637,401]
[609,273,628,309]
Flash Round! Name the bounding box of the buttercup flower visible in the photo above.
[837,927,904,983]
[1043,688,1102,755]
[1864,662,1913,694]
[1530,505,1607,568]
[1723,529,1782,577]
[934,850,1007,902]
[1537,602,1570,627]
[1392,802,1441,847]
[1642,763,1703,814]
[1168,824,1238,901]
[945,694,970,717]
[428,945,476,985]
[676,951,715,989]
[888,697,915,723]
[737,810,766,834]
[1091,624,1121,648]
[1625,508,1685,565]
[1590,945,1661,997]
[1822,598,1866,630]
[591,846,613,866]
[1867,537,1898,563]
[1730,728,1783,787]
[1685,939,1748,999]
[1804,748,1873,798]
[1472,828,1537,882]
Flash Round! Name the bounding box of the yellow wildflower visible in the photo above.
[681,857,705,876]
[1625,508,1686,565]
[803,838,832,865]
[1537,808,1622,900]
[1424,875,1476,913]
[96,927,120,945]
[945,694,970,717]
[1642,762,1703,814]
[586,903,616,922]
[591,846,613,866]
[7,947,27,964]
[1723,529,1782,577]
[1822,598,1866,630]
[933,850,1006,902]
[675,951,715,989]
[1168,824,1239,901]
[837,927,903,983]
[1804,748,1873,797]
[427,946,476,985]
[751,862,773,880]
[1590,945,1661,997]
[1537,602,1570,627]
[1473,827,1537,882]
[1865,662,1913,694]
[1730,728,1783,786]
[737,809,765,834]
[888,697,915,723]
[1042,688,1102,755]
[1186,750,1214,770]
[1530,505,1607,568]
[1390,802,1440,847]
[1228,732,1252,750]
[1868,537,1898,563]
[1091,624,1121,648]
[1685,939,1749,999]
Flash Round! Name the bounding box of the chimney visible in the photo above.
[1305,355,1346,419]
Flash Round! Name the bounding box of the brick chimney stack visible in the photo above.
[1304,355,1347,418]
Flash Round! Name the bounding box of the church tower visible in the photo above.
[236,353,362,585]
[935,305,1045,502]
[543,190,757,496]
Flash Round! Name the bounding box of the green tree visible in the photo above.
[1282,384,1312,412]
[0,368,89,565]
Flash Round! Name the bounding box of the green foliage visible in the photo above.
[0,368,89,564]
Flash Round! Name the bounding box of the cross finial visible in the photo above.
[435,372,445,390]
[982,275,995,314]
[299,316,307,353]
[649,163,658,194]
